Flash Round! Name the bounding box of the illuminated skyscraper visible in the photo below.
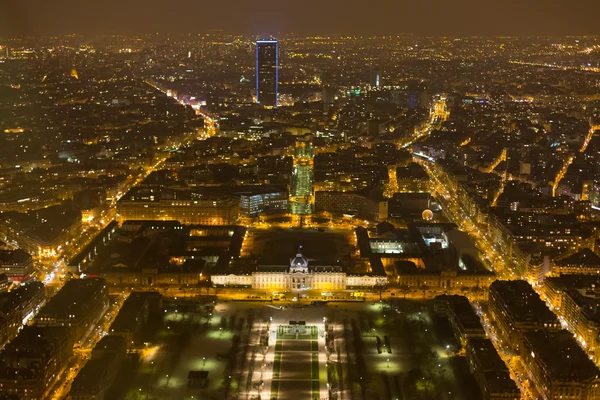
[369,69,381,87]
[290,134,314,215]
[256,39,278,107]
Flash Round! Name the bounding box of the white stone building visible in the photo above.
[211,249,386,291]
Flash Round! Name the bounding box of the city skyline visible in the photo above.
[1,28,600,400]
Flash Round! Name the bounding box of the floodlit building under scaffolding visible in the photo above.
[290,134,314,215]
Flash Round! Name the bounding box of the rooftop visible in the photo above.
[36,278,105,321]
[490,280,559,326]
[92,334,127,356]
[482,370,520,396]
[0,281,44,316]
[71,352,120,394]
[436,295,485,333]
[0,205,81,244]
[0,326,69,379]
[0,249,31,265]
[524,330,600,382]
[556,248,600,268]
[467,338,508,372]
[110,291,161,334]
[545,275,600,291]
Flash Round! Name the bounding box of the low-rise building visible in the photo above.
[67,220,118,274]
[314,191,388,222]
[434,295,486,346]
[0,275,8,293]
[466,338,520,400]
[0,282,45,345]
[0,249,33,281]
[363,223,495,295]
[102,266,202,287]
[562,288,600,356]
[553,248,600,276]
[395,260,495,293]
[488,280,560,350]
[35,278,108,343]
[109,292,163,347]
[0,205,82,257]
[236,187,289,216]
[543,275,600,359]
[395,162,430,193]
[70,335,127,400]
[116,187,239,225]
[212,249,386,291]
[520,330,600,400]
[0,326,72,399]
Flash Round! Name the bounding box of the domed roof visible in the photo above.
[290,246,309,270]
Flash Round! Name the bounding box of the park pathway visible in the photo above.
[271,326,321,400]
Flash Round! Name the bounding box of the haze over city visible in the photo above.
[2,0,600,36]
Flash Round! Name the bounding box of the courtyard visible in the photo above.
[245,227,355,265]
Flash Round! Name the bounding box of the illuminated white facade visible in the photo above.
[212,249,386,291]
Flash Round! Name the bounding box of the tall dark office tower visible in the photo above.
[256,39,278,107]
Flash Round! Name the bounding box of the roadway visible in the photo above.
[23,81,201,399]
[50,293,128,400]
[403,100,537,398]
[416,155,534,399]
[417,159,518,280]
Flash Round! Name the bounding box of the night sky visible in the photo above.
[2,0,600,36]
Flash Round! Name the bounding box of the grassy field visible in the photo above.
[271,326,321,400]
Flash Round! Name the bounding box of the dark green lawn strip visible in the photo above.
[270,380,280,400]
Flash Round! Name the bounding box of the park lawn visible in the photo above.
[273,352,282,379]
[311,340,318,352]
[275,339,282,353]
[312,380,320,399]
[280,333,313,340]
[319,361,328,384]
[271,380,280,400]
[311,352,319,379]
[311,326,318,339]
